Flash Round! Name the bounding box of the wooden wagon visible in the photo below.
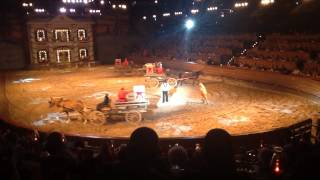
[100,85,149,123]
[144,62,177,88]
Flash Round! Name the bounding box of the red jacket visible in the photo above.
[157,67,164,74]
[123,59,129,66]
[118,89,129,102]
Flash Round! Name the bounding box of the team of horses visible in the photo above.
[48,97,105,124]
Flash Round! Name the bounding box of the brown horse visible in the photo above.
[48,97,91,123]
[178,71,201,86]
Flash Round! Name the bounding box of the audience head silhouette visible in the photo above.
[203,129,234,172]
[126,127,160,162]
[45,132,65,155]
[168,145,188,168]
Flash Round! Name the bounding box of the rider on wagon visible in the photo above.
[96,94,111,111]
[122,58,129,66]
[118,87,130,102]
[156,62,164,74]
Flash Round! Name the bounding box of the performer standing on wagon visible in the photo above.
[199,82,208,104]
[118,87,130,102]
[161,80,170,103]
[123,58,129,66]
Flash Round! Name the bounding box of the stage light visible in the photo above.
[185,19,195,30]
[142,16,147,20]
[207,6,218,11]
[22,2,33,7]
[163,13,170,17]
[234,2,249,8]
[100,0,104,5]
[261,0,275,6]
[59,7,67,13]
[89,9,101,13]
[191,9,199,14]
[35,8,45,13]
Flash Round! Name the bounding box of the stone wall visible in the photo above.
[0,42,25,70]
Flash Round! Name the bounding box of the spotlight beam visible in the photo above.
[185,19,195,30]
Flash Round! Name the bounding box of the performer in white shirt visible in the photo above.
[161,80,170,103]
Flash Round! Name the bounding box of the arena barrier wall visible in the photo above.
[0,73,10,121]
[162,60,320,98]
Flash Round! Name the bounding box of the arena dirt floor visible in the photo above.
[1,66,320,138]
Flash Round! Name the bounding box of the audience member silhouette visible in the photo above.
[168,145,189,179]
[118,127,169,180]
[196,128,240,179]
[41,132,75,180]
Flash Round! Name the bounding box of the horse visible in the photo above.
[48,97,104,124]
[178,71,202,86]
[190,71,202,86]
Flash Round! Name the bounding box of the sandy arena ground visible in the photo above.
[1,66,320,138]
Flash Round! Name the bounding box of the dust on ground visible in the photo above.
[2,66,320,138]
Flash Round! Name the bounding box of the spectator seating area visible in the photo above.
[234,34,320,79]
[141,34,257,65]
[132,33,320,80]
[1,117,320,180]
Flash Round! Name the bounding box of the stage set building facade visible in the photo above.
[27,16,94,66]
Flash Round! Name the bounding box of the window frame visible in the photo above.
[38,50,48,63]
[36,29,46,42]
[54,29,70,42]
[77,29,87,41]
[79,48,88,60]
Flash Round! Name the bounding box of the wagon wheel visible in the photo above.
[125,111,142,124]
[145,78,159,88]
[167,77,177,87]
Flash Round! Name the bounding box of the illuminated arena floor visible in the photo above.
[1,66,320,138]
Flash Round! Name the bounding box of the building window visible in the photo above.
[38,50,48,63]
[54,29,70,42]
[36,29,46,42]
[79,48,88,59]
[78,29,87,41]
[56,49,71,63]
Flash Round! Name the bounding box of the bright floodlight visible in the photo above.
[185,19,194,29]
[59,7,67,13]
